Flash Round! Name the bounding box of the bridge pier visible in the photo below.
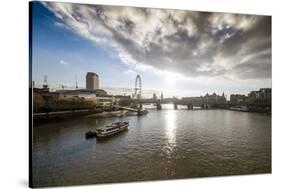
[200,104,209,109]
[156,100,162,110]
[187,104,193,110]
[174,103,178,110]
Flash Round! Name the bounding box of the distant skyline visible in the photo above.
[31,1,271,98]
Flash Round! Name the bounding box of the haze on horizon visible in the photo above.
[31,1,271,98]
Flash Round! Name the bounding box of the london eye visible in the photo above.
[134,74,142,100]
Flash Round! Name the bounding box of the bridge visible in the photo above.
[113,105,140,112]
[112,105,148,115]
[135,98,228,110]
[127,75,227,111]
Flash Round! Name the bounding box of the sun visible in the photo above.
[164,74,177,89]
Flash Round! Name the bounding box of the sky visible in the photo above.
[31,1,271,98]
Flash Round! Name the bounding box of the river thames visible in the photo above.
[32,106,271,187]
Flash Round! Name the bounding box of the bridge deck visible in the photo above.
[113,105,139,112]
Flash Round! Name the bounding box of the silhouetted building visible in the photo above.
[86,72,99,90]
[230,94,248,104]
[153,93,157,100]
[248,88,271,100]
[182,92,226,104]
[259,88,271,99]
[115,95,131,100]
[182,96,204,103]
[204,92,226,103]
[248,90,260,100]
[56,89,107,100]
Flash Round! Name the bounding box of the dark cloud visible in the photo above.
[42,2,271,80]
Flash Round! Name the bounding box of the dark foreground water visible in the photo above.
[32,108,271,187]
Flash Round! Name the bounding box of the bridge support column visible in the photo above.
[201,104,205,109]
[174,103,178,110]
[156,100,162,110]
[187,104,193,110]
[202,104,208,109]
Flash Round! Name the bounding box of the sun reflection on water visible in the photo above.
[164,110,177,155]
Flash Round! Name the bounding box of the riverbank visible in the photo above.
[33,108,127,125]
[228,107,271,114]
[86,110,129,118]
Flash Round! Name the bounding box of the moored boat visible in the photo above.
[229,106,249,112]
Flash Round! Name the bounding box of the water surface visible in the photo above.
[33,107,271,187]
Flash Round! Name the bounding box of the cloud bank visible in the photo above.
[42,2,271,80]
[59,59,69,65]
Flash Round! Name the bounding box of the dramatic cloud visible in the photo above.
[43,2,271,80]
[59,60,69,65]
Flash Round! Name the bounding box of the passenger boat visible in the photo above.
[95,121,129,138]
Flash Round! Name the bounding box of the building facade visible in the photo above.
[86,72,99,90]
[204,93,226,104]
[182,93,226,104]
[248,88,271,100]
[230,94,248,104]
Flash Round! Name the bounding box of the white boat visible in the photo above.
[95,122,129,137]
[229,106,249,112]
